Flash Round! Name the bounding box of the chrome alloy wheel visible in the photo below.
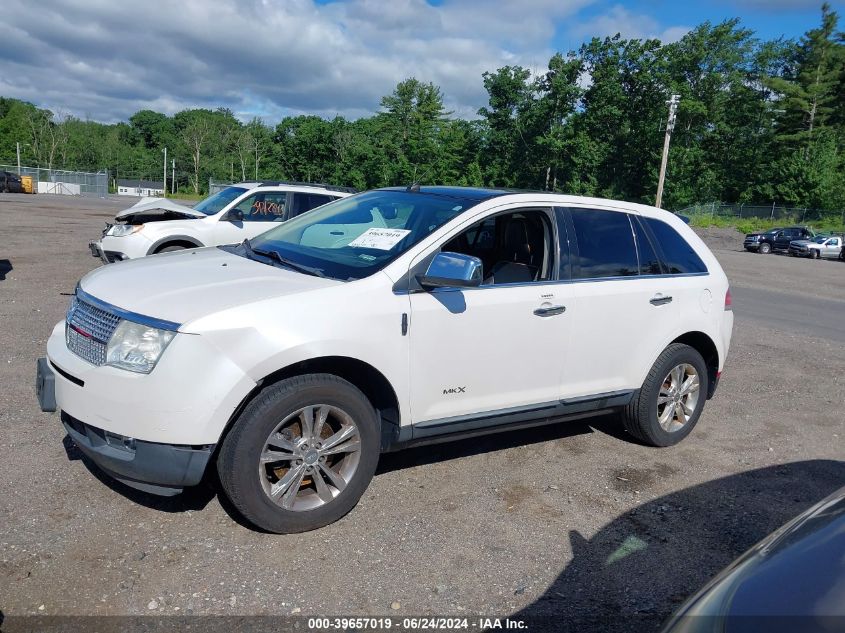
[258,405,361,511]
[656,364,701,432]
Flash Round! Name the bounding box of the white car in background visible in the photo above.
[787,234,843,259]
[89,182,355,263]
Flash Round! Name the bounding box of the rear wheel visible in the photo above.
[758,243,771,254]
[217,374,380,533]
[622,343,709,447]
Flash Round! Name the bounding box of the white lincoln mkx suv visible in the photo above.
[37,187,733,533]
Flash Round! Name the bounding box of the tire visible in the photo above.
[758,243,771,254]
[813,250,820,259]
[217,374,380,533]
[622,343,709,447]
[157,245,188,253]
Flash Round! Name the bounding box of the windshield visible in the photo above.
[192,186,248,215]
[812,236,828,244]
[244,190,474,280]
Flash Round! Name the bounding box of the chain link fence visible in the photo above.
[677,202,845,224]
[1,164,109,197]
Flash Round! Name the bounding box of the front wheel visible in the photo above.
[217,374,380,533]
[157,245,188,253]
[758,243,771,254]
[622,343,709,447]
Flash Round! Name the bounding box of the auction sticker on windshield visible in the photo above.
[348,228,411,250]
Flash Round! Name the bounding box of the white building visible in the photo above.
[117,179,165,197]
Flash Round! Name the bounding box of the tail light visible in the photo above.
[724,287,732,310]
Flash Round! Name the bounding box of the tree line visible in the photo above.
[1,4,843,212]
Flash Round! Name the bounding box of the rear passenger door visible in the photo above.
[559,207,681,398]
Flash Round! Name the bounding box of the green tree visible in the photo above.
[767,3,843,157]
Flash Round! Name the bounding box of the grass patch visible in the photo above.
[688,213,845,235]
[165,191,204,202]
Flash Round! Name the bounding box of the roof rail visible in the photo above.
[258,181,358,194]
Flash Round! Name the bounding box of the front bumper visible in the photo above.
[89,240,127,264]
[743,241,759,251]
[61,410,213,496]
[37,357,213,495]
[44,321,256,445]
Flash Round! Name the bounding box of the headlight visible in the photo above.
[106,320,175,373]
[106,224,143,237]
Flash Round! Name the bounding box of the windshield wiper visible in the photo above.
[244,240,326,278]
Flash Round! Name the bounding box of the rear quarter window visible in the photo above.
[644,218,708,274]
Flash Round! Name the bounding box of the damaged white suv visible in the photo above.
[38,187,733,533]
[89,182,354,263]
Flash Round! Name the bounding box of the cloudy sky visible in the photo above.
[0,0,840,123]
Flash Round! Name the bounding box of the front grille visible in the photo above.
[65,296,121,365]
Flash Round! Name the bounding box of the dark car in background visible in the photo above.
[743,227,783,253]
[744,226,814,254]
[0,170,24,193]
[661,485,845,632]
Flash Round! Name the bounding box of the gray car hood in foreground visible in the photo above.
[662,485,845,631]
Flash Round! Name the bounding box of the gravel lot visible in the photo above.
[1,194,843,629]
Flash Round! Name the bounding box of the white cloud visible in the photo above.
[569,5,691,43]
[0,0,694,122]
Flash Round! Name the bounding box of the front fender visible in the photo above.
[146,234,204,255]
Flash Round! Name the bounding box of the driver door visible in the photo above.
[822,237,841,258]
[407,207,574,426]
[214,191,288,245]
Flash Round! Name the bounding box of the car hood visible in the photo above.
[78,247,341,326]
[114,197,206,220]
[662,486,845,628]
[790,240,811,247]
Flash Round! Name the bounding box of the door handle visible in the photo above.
[650,295,673,306]
[534,305,566,317]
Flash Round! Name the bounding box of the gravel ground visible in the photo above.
[0,195,843,629]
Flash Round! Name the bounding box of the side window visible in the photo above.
[442,210,553,285]
[644,217,707,274]
[290,193,334,219]
[234,192,287,222]
[632,217,662,275]
[569,208,638,279]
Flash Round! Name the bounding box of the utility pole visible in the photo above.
[655,94,680,209]
[171,159,175,195]
[162,147,167,197]
[16,142,21,175]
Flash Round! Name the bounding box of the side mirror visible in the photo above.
[417,252,483,290]
[226,208,244,222]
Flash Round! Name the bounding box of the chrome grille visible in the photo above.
[65,295,121,365]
